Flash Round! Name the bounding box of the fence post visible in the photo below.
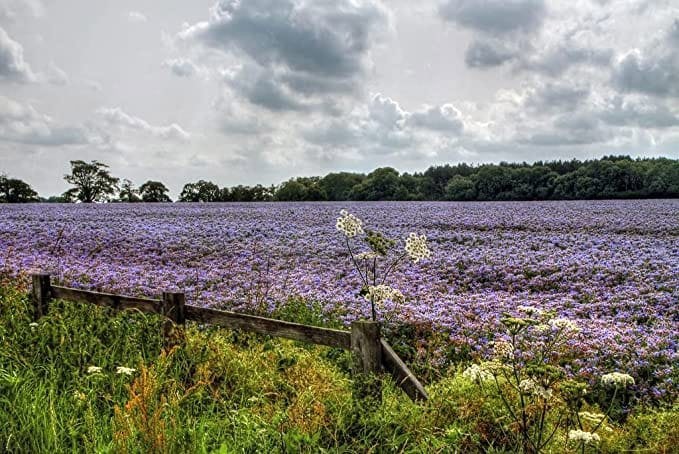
[31,273,52,320]
[351,320,382,401]
[161,292,186,325]
[161,292,186,347]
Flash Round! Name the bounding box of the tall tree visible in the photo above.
[63,160,119,203]
[139,180,172,202]
[0,174,39,203]
[178,180,220,202]
[118,179,140,202]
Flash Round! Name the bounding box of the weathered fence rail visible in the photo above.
[30,273,428,401]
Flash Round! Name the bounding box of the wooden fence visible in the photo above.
[30,273,428,402]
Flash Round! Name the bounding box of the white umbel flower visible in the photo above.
[549,317,580,333]
[463,364,493,383]
[568,429,601,445]
[364,285,404,307]
[336,209,364,238]
[405,232,431,263]
[87,366,103,374]
[492,340,514,360]
[115,366,136,376]
[601,372,635,387]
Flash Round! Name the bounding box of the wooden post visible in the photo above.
[351,320,382,401]
[351,320,382,374]
[31,273,52,320]
[161,292,186,347]
[161,292,186,324]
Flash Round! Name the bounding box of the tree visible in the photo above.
[351,167,403,201]
[118,179,140,202]
[445,175,476,201]
[0,174,39,203]
[320,172,365,200]
[178,180,220,202]
[139,180,172,202]
[63,160,119,203]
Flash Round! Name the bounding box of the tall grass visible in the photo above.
[0,283,676,453]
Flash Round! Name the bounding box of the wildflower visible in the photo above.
[29,322,38,329]
[115,366,136,376]
[405,232,431,263]
[463,364,493,383]
[356,251,379,260]
[568,429,601,445]
[601,372,635,388]
[492,340,514,360]
[549,317,580,333]
[519,378,553,400]
[86,366,103,374]
[517,305,543,316]
[336,209,364,238]
[73,390,87,401]
[578,411,606,424]
[364,285,404,307]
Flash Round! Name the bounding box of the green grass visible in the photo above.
[0,282,677,453]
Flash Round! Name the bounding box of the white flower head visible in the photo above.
[405,232,431,263]
[356,251,379,260]
[492,340,514,360]
[601,372,635,388]
[463,363,493,383]
[336,209,364,238]
[86,366,103,374]
[578,411,606,424]
[29,322,39,329]
[568,429,601,445]
[364,285,404,307]
[115,366,136,376]
[549,317,580,333]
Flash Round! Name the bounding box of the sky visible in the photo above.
[1,0,678,197]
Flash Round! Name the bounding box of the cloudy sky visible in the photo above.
[1,0,678,197]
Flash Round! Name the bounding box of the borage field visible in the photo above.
[2,199,677,403]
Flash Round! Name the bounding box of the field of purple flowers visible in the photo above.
[1,200,677,402]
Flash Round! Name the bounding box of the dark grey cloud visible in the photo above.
[0,26,35,82]
[407,104,464,133]
[464,39,517,68]
[518,45,613,77]
[224,65,309,112]
[525,83,590,113]
[438,0,546,35]
[599,96,679,129]
[181,0,388,109]
[611,20,679,97]
[612,51,679,97]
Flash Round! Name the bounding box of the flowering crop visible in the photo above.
[0,200,677,401]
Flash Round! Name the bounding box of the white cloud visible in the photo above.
[0,26,36,82]
[127,11,147,23]
[96,107,191,142]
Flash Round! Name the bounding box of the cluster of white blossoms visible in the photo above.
[578,411,606,424]
[517,305,543,316]
[519,378,553,400]
[568,429,601,445]
[549,317,580,333]
[336,209,364,238]
[87,366,103,374]
[463,364,494,383]
[115,366,136,376]
[601,372,635,387]
[492,340,514,360]
[355,251,379,260]
[364,285,405,307]
[405,232,431,263]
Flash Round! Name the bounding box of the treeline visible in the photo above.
[1,155,678,203]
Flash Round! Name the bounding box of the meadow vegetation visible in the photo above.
[1,281,676,453]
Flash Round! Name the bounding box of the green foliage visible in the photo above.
[139,180,172,202]
[118,178,141,202]
[0,283,676,452]
[0,173,39,203]
[63,160,120,203]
